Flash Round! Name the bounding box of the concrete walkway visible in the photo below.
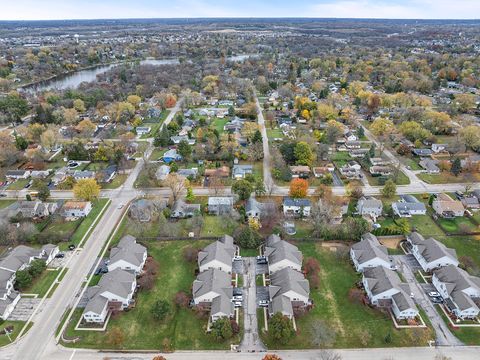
[238,257,266,352]
[254,93,274,192]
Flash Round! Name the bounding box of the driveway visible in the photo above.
[396,255,463,346]
[238,257,266,352]
[232,259,244,274]
[8,298,45,321]
[331,170,344,187]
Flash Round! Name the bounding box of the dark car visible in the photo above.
[0,193,6,198]
[68,244,76,251]
[55,252,65,258]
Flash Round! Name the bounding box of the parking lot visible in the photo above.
[48,251,74,269]
[9,298,44,321]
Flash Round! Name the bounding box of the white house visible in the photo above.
[107,235,147,275]
[62,201,92,218]
[392,195,427,218]
[136,126,151,136]
[406,232,459,272]
[264,235,302,274]
[363,266,419,320]
[82,269,137,323]
[5,170,30,180]
[350,233,393,272]
[197,235,236,274]
[431,144,447,153]
[432,265,480,319]
[283,197,311,217]
[357,196,383,221]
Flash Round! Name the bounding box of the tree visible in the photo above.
[14,134,28,151]
[76,118,96,137]
[210,317,233,340]
[73,99,86,113]
[73,178,101,201]
[370,117,394,138]
[262,355,282,360]
[152,356,167,360]
[381,179,397,198]
[164,173,186,202]
[185,186,195,202]
[127,94,141,108]
[151,299,170,321]
[234,226,262,249]
[289,179,308,198]
[15,270,32,289]
[232,180,253,201]
[294,141,314,166]
[28,259,46,277]
[174,291,190,308]
[252,129,263,144]
[460,125,480,151]
[451,157,462,177]
[268,313,295,345]
[0,92,29,123]
[177,140,192,162]
[154,126,171,147]
[36,181,50,201]
[40,129,57,150]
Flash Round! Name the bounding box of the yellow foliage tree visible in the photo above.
[73,178,101,201]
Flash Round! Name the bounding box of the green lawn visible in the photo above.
[403,158,422,171]
[149,148,167,161]
[436,235,480,265]
[408,215,445,237]
[101,174,128,189]
[366,171,410,186]
[63,240,241,350]
[0,321,32,347]
[0,200,16,209]
[59,198,109,250]
[7,178,30,190]
[437,217,478,234]
[199,216,238,237]
[266,128,283,140]
[210,118,228,134]
[418,172,480,184]
[436,305,480,345]
[261,243,433,349]
[24,269,61,297]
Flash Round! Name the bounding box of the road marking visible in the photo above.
[68,349,76,360]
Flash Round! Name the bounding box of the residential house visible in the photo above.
[370,158,389,166]
[107,235,147,275]
[419,158,440,174]
[245,197,276,220]
[432,194,465,218]
[392,195,427,217]
[5,170,30,180]
[52,167,68,185]
[155,165,171,181]
[289,165,311,179]
[6,201,57,219]
[339,161,361,179]
[406,232,459,272]
[163,149,182,163]
[432,265,480,319]
[264,235,302,274]
[62,201,92,218]
[177,168,199,179]
[0,269,20,320]
[170,135,196,145]
[98,165,117,183]
[350,233,394,272]
[357,196,383,221]
[362,266,419,320]
[135,126,151,136]
[268,267,310,319]
[345,141,361,149]
[30,170,50,179]
[312,167,330,178]
[198,235,237,273]
[432,144,447,153]
[171,200,201,218]
[82,269,137,323]
[461,196,480,210]
[73,170,95,180]
[412,149,433,157]
[349,148,369,158]
[283,197,311,218]
[0,244,58,274]
[192,268,234,322]
[232,165,253,179]
[369,166,392,176]
[208,197,234,215]
[345,131,358,142]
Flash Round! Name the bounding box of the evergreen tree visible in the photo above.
[451,157,462,176]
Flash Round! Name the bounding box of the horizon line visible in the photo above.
[1,16,479,22]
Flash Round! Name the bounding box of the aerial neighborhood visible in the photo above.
[0,12,480,360]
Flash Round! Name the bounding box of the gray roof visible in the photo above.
[192,268,233,299]
[269,294,293,317]
[198,235,235,270]
[357,197,383,211]
[0,245,42,273]
[419,158,439,172]
[400,195,420,203]
[245,197,276,215]
[109,235,147,268]
[0,291,20,315]
[434,265,480,311]
[265,235,302,268]
[392,201,426,213]
[83,268,136,315]
[408,232,458,264]
[269,267,310,300]
[351,233,389,266]
[208,197,234,206]
[211,292,235,318]
[232,164,253,177]
[283,197,311,207]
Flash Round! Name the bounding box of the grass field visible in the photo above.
[210,118,229,134]
[266,128,283,140]
[260,243,434,349]
[63,240,241,350]
[436,305,480,345]
[437,217,478,234]
[0,321,32,347]
[7,178,30,190]
[24,269,61,297]
[418,172,480,184]
[149,148,167,161]
[0,200,16,209]
[59,198,109,250]
[366,171,410,186]
[101,174,128,189]
[199,215,238,237]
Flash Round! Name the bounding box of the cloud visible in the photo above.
[309,0,480,19]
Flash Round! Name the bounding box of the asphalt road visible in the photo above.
[254,93,274,191]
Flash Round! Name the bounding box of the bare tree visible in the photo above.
[164,173,186,202]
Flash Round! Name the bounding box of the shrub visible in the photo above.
[151,300,170,321]
[210,317,233,340]
[268,313,295,344]
[234,226,262,249]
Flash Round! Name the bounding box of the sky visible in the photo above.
[1,0,479,20]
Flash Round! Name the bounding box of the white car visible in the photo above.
[233,255,242,261]
[258,300,269,307]
[428,291,440,297]
[117,204,124,209]
[233,301,242,307]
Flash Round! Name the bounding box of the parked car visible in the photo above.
[233,255,242,261]
[431,297,443,304]
[233,301,242,308]
[258,300,269,307]
[233,295,243,301]
[55,252,65,258]
[0,193,6,197]
[68,244,76,251]
[257,258,268,265]
[428,291,440,297]
[233,288,242,296]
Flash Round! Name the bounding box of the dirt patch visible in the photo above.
[378,236,404,249]
[320,241,349,252]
